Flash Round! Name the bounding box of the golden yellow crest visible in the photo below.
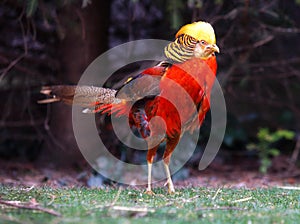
[176,21,216,44]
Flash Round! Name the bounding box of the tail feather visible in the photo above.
[38,85,128,115]
[86,103,130,116]
[38,85,121,105]
[37,98,61,104]
[38,85,77,105]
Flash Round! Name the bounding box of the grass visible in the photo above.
[0,185,300,223]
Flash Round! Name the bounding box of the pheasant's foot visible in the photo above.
[145,190,155,195]
[168,187,175,195]
[168,190,180,195]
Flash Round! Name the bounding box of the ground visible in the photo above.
[1,158,300,223]
[0,158,299,189]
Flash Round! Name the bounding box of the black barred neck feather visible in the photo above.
[164,34,198,63]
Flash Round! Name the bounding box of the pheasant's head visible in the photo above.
[176,21,220,59]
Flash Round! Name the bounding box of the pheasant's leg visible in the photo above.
[163,162,175,193]
[163,136,180,194]
[146,146,158,195]
[146,162,153,194]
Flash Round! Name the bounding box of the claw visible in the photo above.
[168,189,180,195]
[168,188,175,195]
[145,190,155,195]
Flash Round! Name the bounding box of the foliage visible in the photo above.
[223,113,249,148]
[1,0,300,165]
[247,128,295,173]
[24,0,90,17]
[25,0,38,17]
[166,0,185,30]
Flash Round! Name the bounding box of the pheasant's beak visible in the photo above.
[203,44,220,58]
[210,44,220,53]
[195,42,220,59]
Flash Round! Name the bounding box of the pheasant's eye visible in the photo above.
[200,40,207,45]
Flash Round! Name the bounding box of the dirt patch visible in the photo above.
[0,158,299,189]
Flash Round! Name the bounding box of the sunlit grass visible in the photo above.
[0,185,299,223]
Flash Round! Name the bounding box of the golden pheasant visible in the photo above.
[39,21,219,194]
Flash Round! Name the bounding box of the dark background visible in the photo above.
[0,0,300,184]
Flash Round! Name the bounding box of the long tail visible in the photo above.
[38,85,123,113]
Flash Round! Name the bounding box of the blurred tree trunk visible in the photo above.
[40,1,111,166]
